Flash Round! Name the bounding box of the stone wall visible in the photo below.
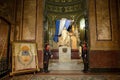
[89,0,120,70]
[0,0,15,77]
[14,0,44,68]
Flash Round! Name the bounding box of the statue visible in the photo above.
[58,27,70,47]
[70,33,77,49]
[58,27,71,62]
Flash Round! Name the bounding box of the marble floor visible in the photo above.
[1,59,120,80]
[8,71,120,80]
[49,59,83,70]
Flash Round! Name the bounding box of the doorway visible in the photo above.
[0,17,11,77]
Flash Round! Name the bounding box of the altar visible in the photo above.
[59,46,71,62]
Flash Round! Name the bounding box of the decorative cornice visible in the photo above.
[47,0,81,3]
[46,0,82,6]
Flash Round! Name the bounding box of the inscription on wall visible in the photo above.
[95,0,112,40]
[22,0,37,40]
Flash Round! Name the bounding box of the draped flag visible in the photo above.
[53,20,60,42]
[58,18,67,35]
[65,20,71,30]
[53,18,72,42]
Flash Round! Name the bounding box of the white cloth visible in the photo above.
[58,18,66,35]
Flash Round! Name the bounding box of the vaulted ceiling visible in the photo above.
[44,0,87,25]
[45,0,86,14]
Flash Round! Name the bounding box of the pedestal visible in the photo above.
[59,46,71,62]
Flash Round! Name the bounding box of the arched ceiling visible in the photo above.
[45,0,86,14]
[44,0,88,27]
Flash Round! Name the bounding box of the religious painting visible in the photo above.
[10,42,39,75]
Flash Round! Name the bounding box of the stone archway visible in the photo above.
[44,0,89,71]
[0,17,11,77]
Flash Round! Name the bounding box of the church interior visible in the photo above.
[0,0,120,80]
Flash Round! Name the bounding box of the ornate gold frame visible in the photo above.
[10,41,39,76]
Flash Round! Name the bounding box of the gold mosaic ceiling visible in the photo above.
[45,0,86,14]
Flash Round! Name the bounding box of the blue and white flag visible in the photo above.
[53,20,60,42]
[65,20,71,30]
[53,18,72,42]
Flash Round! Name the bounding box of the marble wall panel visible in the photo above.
[89,50,120,68]
[89,0,120,50]
[89,0,120,69]
[95,0,112,40]
[22,0,37,40]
